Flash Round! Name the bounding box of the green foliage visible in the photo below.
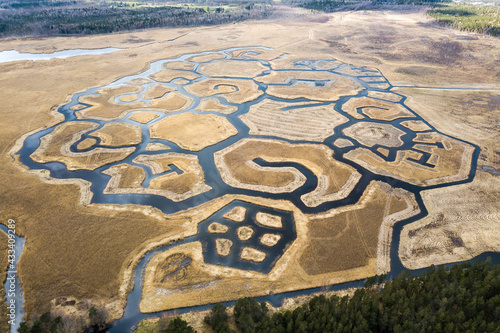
[162,317,195,333]
[299,0,448,12]
[299,0,351,12]
[210,260,500,332]
[0,0,275,37]
[17,312,63,333]
[204,303,234,332]
[234,297,269,332]
[428,3,500,36]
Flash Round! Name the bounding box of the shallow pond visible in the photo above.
[0,48,123,63]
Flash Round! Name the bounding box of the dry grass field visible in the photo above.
[150,113,238,151]
[91,122,142,147]
[214,138,360,205]
[184,78,263,104]
[241,100,348,142]
[140,183,419,313]
[0,7,499,329]
[31,121,136,170]
[300,182,411,275]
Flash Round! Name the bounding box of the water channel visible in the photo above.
[9,46,499,331]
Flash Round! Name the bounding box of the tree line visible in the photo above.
[428,3,500,37]
[157,258,500,332]
[0,1,274,37]
[298,0,450,13]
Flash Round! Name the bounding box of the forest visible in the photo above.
[133,258,500,333]
[0,0,274,36]
[298,0,449,13]
[428,3,500,36]
[1,0,499,37]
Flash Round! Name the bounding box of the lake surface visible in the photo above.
[0,48,123,63]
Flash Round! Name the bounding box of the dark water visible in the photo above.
[11,46,497,332]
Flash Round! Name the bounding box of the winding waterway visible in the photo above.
[11,46,499,332]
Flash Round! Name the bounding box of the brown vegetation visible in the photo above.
[299,182,409,275]
[103,153,211,201]
[184,78,263,104]
[91,122,142,147]
[129,112,160,124]
[164,61,195,71]
[2,8,499,325]
[195,98,238,115]
[76,138,97,150]
[186,53,226,63]
[0,231,9,333]
[256,212,282,229]
[394,88,500,172]
[142,84,173,100]
[241,99,348,142]
[342,122,406,148]
[341,96,414,121]
[77,86,146,120]
[400,120,432,132]
[223,206,246,222]
[150,113,237,151]
[208,222,229,234]
[148,92,193,112]
[345,132,475,187]
[256,71,363,101]
[400,171,500,269]
[241,247,266,262]
[31,121,135,171]
[215,139,360,207]
[149,70,200,83]
[198,60,267,78]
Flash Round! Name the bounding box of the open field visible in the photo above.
[184,78,263,104]
[91,122,142,147]
[214,138,361,206]
[393,88,500,172]
[341,96,414,121]
[255,70,364,101]
[103,153,212,201]
[140,183,419,312]
[150,112,238,151]
[428,3,500,36]
[0,7,499,330]
[31,121,136,170]
[395,87,500,269]
[241,99,348,142]
[198,60,268,78]
[400,171,500,269]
